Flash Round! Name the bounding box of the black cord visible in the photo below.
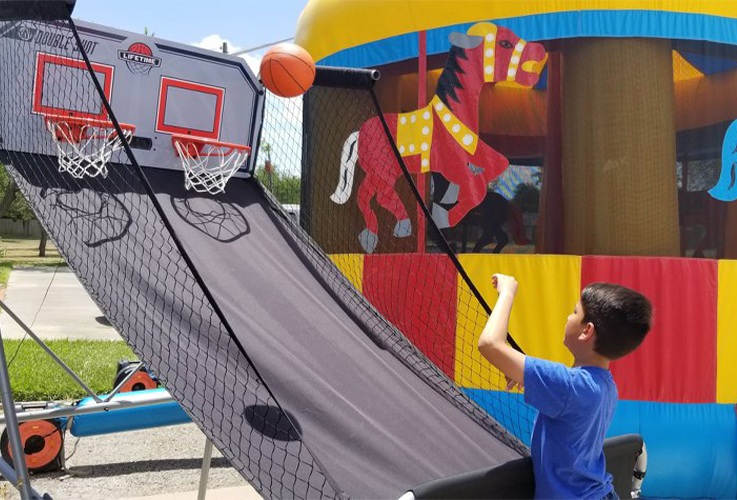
[67,17,344,498]
[6,263,62,369]
[368,89,524,353]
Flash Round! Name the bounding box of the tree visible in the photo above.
[0,165,33,221]
[0,163,48,256]
[254,142,301,204]
[261,141,274,191]
[0,174,18,218]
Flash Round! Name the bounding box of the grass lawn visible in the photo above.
[0,236,63,266]
[0,238,138,402]
[0,237,65,297]
[4,339,137,402]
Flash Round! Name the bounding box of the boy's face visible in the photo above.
[563,300,586,351]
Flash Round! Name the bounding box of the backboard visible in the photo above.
[0,18,263,176]
[156,77,225,140]
[32,52,113,121]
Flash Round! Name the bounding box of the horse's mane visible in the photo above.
[435,45,468,108]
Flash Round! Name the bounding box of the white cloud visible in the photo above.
[237,53,262,74]
[191,34,262,74]
[192,34,241,54]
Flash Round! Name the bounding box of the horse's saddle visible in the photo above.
[395,95,479,173]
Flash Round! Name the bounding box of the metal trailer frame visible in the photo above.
[0,1,221,498]
[0,298,216,500]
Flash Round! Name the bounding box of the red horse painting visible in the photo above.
[329,22,547,253]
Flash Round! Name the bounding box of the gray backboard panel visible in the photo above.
[0,19,263,176]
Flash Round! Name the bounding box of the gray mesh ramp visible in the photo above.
[5,158,523,497]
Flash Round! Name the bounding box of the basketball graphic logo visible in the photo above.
[118,42,162,75]
[2,23,37,42]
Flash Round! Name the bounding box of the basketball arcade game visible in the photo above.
[0,4,538,499]
[0,2,262,497]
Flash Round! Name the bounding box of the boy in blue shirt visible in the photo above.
[478,274,652,499]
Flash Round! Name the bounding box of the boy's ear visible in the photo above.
[578,322,596,341]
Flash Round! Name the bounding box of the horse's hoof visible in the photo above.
[393,219,412,237]
[439,182,460,204]
[358,229,379,253]
[432,205,450,229]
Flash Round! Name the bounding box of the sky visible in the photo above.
[73,0,309,68]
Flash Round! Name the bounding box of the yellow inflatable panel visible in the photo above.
[717,260,737,403]
[296,0,737,62]
[329,254,364,293]
[672,50,703,81]
[455,254,581,390]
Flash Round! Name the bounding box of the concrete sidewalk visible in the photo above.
[0,266,261,499]
[1,266,121,340]
[124,484,261,500]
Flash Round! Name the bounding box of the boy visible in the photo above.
[478,274,652,499]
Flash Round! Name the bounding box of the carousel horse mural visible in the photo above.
[329,22,547,253]
[432,174,530,254]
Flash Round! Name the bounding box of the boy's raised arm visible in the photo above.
[478,274,526,388]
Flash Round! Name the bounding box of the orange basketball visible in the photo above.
[260,43,316,98]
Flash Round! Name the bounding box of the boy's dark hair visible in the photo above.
[580,283,652,360]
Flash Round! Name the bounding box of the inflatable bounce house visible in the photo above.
[285,1,737,498]
[0,0,736,498]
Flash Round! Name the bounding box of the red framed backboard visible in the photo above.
[2,19,260,175]
[32,52,114,121]
[155,76,225,140]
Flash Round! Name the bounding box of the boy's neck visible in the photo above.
[572,354,610,370]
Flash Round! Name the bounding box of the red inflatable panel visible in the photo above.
[581,256,717,403]
[363,254,457,378]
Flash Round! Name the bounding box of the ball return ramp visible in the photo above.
[3,156,527,497]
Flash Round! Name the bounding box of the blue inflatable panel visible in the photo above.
[609,400,737,499]
[709,119,737,201]
[464,391,736,498]
[320,11,737,68]
[70,388,191,437]
[463,388,537,446]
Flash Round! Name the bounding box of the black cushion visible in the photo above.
[410,434,644,499]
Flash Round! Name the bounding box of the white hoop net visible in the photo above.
[45,116,134,179]
[173,137,251,194]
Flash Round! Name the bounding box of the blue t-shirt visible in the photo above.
[524,356,618,499]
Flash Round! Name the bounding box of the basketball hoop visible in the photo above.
[171,134,251,194]
[43,114,135,179]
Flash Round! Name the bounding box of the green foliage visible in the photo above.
[5,339,137,401]
[256,166,301,204]
[512,182,541,213]
[255,142,301,204]
[0,237,62,269]
[0,164,34,221]
[0,262,10,287]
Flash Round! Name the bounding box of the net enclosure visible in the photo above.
[0,1,534,498]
